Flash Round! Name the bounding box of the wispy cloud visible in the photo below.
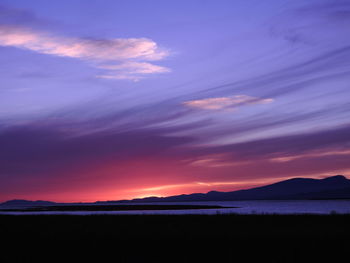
[97,61,170,80]
[137,177,281,193]
[183,95,273,110]
[138,181,248,192]
[270,149,350,163]
[188,154,250,168]
[0,24,170,80]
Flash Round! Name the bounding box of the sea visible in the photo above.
[1,200,350,215]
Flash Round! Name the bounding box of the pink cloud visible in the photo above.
[97,61,170,81]
[270,149,350,163]
[183,95,274,110]
[0,25,170,80]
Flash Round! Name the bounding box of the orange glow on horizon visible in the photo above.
[2,155,350,203]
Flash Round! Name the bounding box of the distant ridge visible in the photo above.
[1,175,350,205]
[124,175,350,202]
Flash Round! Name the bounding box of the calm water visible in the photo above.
[1,200,350,215]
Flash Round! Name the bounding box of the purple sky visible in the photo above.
[1,0,350,202]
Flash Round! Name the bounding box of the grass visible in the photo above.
[1,214,349,262]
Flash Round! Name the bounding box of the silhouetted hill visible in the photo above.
[2,175,349,205]
[128,175,350,202]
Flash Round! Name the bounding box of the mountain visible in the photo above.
[0,199,56,207]
[128,175,350,202]
[2,175,349,205]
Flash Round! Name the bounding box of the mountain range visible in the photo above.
[1,175,350,206]
[126,175,350,202]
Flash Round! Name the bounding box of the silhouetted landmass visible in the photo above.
[0,204,229,212]
[1,214,349,262]
[124,175,350,202]
[2,175,349,207]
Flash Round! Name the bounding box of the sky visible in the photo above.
[1,0,350,202]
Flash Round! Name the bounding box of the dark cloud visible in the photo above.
[197,124,350,161]
[2,115,350,178]
[1,104,350,201]
[0,123,194,177]
[191,102,350,143]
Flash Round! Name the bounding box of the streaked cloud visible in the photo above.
[137,177,283,193]
[0,24,170,80]
[270,149,350,163]
[97,62,170,81]
[188,154,250,168]
[183,95,273,110]
[1,1,350,202]
[1,114,350,201]
[138,181,248,192]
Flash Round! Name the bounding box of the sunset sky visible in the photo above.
[1,0,350,202]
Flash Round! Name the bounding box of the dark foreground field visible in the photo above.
[1,214,349,262]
